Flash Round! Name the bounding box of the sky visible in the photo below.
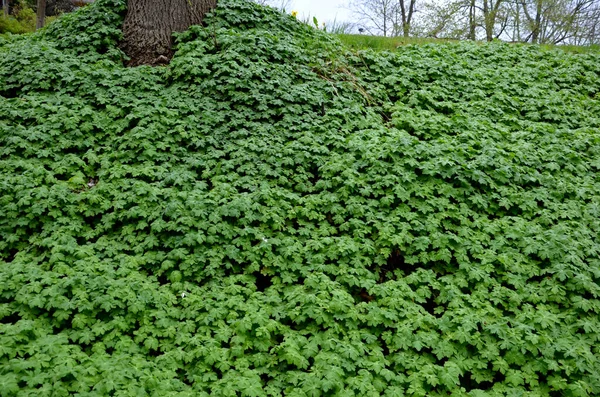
[288,0,353,24]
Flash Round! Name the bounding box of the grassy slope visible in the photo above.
[337,33,600,54]
[337,34,459,51]
[1,1,600,395]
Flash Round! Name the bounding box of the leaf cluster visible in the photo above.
[1,0,600,395]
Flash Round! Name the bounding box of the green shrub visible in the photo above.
[1,0,600,395]
[0,6,35,34]
[0,15,27,34]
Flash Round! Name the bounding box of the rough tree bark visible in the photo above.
[122,0,218,66]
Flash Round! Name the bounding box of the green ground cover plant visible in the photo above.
[1,0,600,395]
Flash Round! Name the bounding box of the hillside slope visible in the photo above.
[1,0,600,395]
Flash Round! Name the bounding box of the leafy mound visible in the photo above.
[1,0,600,395]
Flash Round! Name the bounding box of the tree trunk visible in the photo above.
[405,0,416,37]
[468,0,476,40]
[398,0,415,37]
[2,0,8,18]
[122,0,218,66]
[515,3,520,41]
[483,0,492,41]
[382,2,388,37]
[36,0,46,29]
[399,0,407,36]
[532,0,542,43]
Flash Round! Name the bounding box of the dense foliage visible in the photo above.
[0,3,36,34]
[1,0,600,395]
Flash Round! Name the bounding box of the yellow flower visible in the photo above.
[291,10,298,17]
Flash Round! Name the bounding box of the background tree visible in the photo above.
[399,0,418,36]
[481,0,507,40]
[517,0,600,43]
[3,0,8,17]
[411,0,479,39]
[411,0,465,38]
[445,0,509,40]
[35,0,45,29]
[413,0,599,42]
[122,0,217,66]
[577,0,600,43]
[349,0,402,36]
